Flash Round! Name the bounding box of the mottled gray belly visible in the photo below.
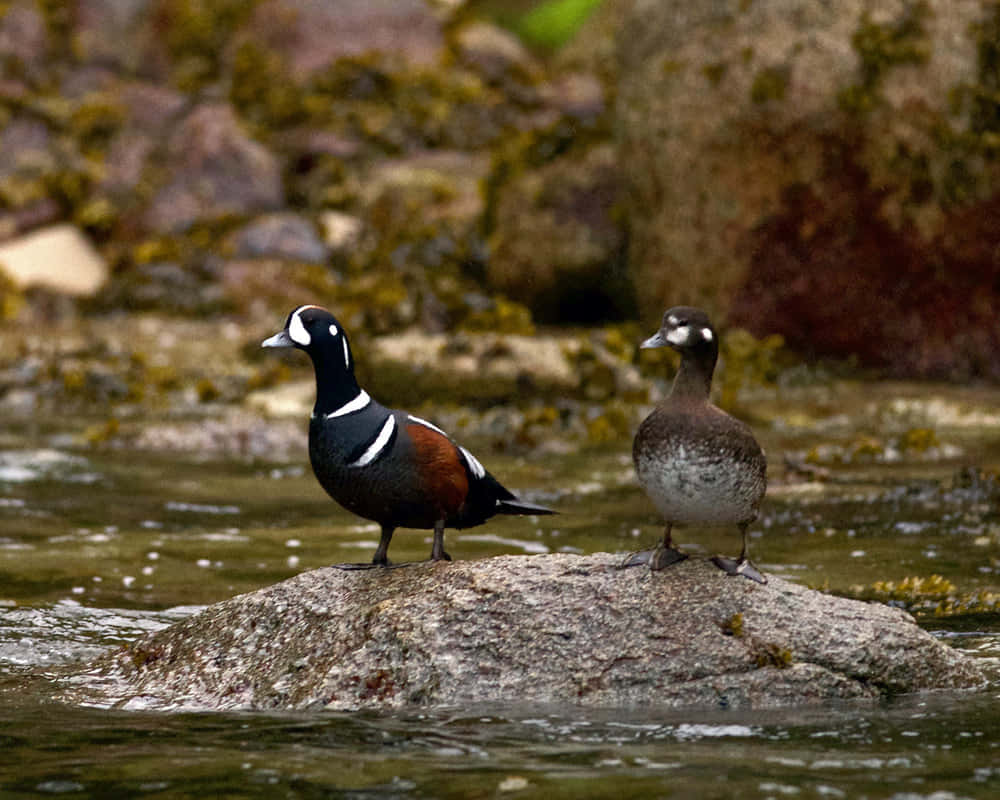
[635,443,760,526]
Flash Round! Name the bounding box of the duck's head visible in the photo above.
[641,306,717,355]
[262,304,355,372]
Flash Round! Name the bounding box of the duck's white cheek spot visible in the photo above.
[288,312,311,346]
[701,327,713,342]
[666,325,691,346]
[329,323,339,337]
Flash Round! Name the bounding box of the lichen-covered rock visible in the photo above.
[453,21,541,87]
[69,554,988,712]
[0,0,49,81]
[141,103,284,234]
[487,142,629,323]
[244,0,447,81]
[227,213,328,263]
[617,0,1000,379]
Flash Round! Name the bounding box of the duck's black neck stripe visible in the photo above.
[346,414,397,468]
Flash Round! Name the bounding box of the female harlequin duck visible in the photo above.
[262,305,554,566]
[626,307,768,583]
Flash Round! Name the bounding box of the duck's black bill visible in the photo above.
[261,330,294,348]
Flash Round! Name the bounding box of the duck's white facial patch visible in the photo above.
[666,325,691,346]
[342,337,350,368]
[329,323,339,337]
[701,327,713,342]
[667,315,679,327]
[288,310,311,346]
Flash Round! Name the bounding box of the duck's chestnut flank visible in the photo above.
[262,305,554,567]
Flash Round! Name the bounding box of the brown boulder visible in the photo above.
[617,0,1000,378]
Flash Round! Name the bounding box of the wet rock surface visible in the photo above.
[70,554,987,712]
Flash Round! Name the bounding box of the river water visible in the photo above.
[1,381,999,797]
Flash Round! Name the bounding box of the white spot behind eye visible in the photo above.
[666,325,691,345]
[288,310,311,346]
[329,323,339,337]
[667,315,679,326]
[701,327,714,341]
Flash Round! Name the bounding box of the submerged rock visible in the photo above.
[69,554,987,712]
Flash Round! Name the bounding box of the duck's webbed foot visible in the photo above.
[710,555,767,584]
[619,545,688,570]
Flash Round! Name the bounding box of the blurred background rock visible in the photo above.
[1,0,999,432]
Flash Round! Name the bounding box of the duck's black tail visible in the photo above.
[496,498,556,516]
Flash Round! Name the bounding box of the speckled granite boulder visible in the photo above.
[68,553,988,712]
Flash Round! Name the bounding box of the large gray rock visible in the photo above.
[141,104,284,234]
[245,0,446,81]
[617,0,1000,379]
[71,554,987,712]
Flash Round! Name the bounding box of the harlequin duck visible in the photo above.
[626,307,768,583]
[262,305,555,566]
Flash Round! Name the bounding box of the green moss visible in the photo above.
[585,402,630,444]
[69,95,125,156]
[196,378,221,403]
[899,426,940,453]
[837,1,931,114]
[750,65,789,104]
[461,298,535,335]
[229,40,307,129]
[871,574,956,600]
[717,328,784,411]
[720,612,745,638]
[968,4,1000,138]
[754,643,793,669]
[702,61,728,87]
[82,418,120,447]
[161,0,259,92]
[0,271,24,320]
[515,0,604,52]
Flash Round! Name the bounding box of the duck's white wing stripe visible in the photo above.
[325,390,370,419]
[348,415,396,468]
[408,415,448,437]
[460,446,486,479]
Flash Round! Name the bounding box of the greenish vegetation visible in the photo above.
[515,0,603,51]
[750,65,789,104]
[837,1,930,113]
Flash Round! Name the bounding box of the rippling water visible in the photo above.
[2,384,1000,796]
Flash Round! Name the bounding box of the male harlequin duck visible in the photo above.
[262,305,554,566]
[626,307,768,583]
